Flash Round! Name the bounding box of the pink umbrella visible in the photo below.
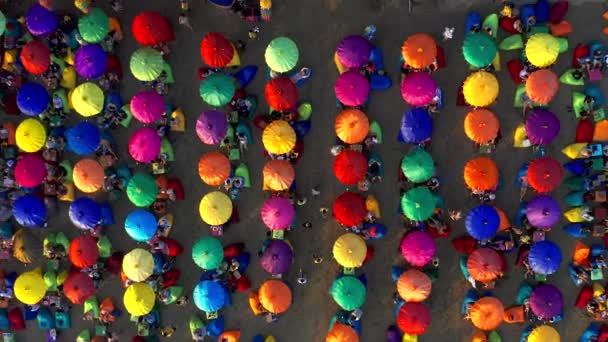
[15,154,47,188]
[335,70,370,107]
[400,231,436,267]
[401,72,437,106]
[128,127,161,163]
[130,90,165,123]
[261,197,295,230]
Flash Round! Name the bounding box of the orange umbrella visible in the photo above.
[470,297,504,331]
[401,33,437,69]
[198,152,230,186]
[263,160,294,191]
[525,69,558,104]
[258,279,292,314]
[464,109,499,143]
[464,157,499,191]
[73,159,104,193]
[335,109,369,144]
[467,248,502,282]
[326,323,359,342]
[397,269,432,303]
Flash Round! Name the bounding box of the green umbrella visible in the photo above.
[330,276,366,311]
[0,10,6,36]
[463,33,497,68]
[401,186,435,221]
[401,149,435,183]
[78,8,109,43]
[130,47,164,82]
[126,173,159,207]
[199,73,235,107]
[192,236,223,270]
[265,37,299,73]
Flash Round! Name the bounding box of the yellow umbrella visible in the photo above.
[124,282,155,316]
[199,191,233,225]
[525,33,560,68]
[528,325,560,342]
[72,82,104,117]
[463,72,499,107]
[14,268,47,305]
[262,120,296,155]
[122,248,154,282]
[16,118,46,152]
[333,233,367,268]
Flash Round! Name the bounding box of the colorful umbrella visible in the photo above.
[16,119,46,153]
[333,192,367,227]
[72,82,104,117]
[464,109,499,144]
[526,69,559,104]
[528,241,562,275]
[401,148,435,183]
[193,280,227,313]
[192,236,224,270]
[467,248,502,282]
[525,109,560,145]
[330,276,366,311]
[526,195,560,228]
[13,194,46,227]
[198,152,230,186]
[528,326,560,342]
[78,8,109,43]
[337,35,372,68]
[334,150,367,185]
[196,110,228,145]
[397,302,430,335]
[14,269,47,305]
[17,82,49,116]
[63,272,94,304]
[260,239,293,275]
[14,154,46,188]
[69,197,101,230]
[462,33,497,68]
[400,231,436,267]
[263,160,294,191]
[401,186,435,222]
[124,283,155,316]
[130,90,165,123]
[26,4,56,36]
[74,44,107,79]
[13,229,41,264]
[265,37,299,73]
[199,191,232,225]
[125,210,157,242]
[262,120,296,155]
[73,159,104,193]
[527,157,563,193]
[265,77,297,111]
[200,32,234,68]
[199,73,236,107]
[397,269,431,303]
[525,33,559,68]
[132,11,174,46]
[463,71,499,107]
[464,157,499,191]
[401,33,437,69]
[258,280,292,314]
[530,284,563,320]
[130,47,164,81]
[20,40,50,74]
[401,72,437,107]
[68,235,99,269]
[399,108,433,144]
[127,172,159,207]
[466,205,500,240]
[470,297,504,331]
[123,248,154,281]
[335,70,370,107]
[128,127,161,163]
[333,233,367,268]
[65,122,100,155]
[261,197,295,230]
[335,109,369,144]
[327,324,359,342]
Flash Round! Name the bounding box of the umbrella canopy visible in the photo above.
[16,119,46,153]
[263,160,294,191]
[14,269,47,305]
[74,44,107,79]
[401,33,437,69]
[463,71,499,107]
[0,10,4,36]
[526,195,560,228]
[72,82,104,117]
[261,197,295,230]
[335,109,369,144]
[200,32,234,68]
[528,326,560,342]
[401,148,435,183]
[125,210,157,242]
[528,157,563,193]
[26,4,56,36]
[330,276,366,311]
[397,302,431,335]
[525,109,560,145]
[199,191,232,225]
[73,159,104,193]
[198,152,230,186]
[463,33,497,68]
[467,248,502,282]
[260,240,293,275]
[401,186,435,222]
[262,120,296,155]
[464,157,499,191]
[530,284,563,320]
[464,109,499,143]
[193,280,227,313]
[335,70,370,107]
[397,269,432,303]
[65,122,100,155]
[258,280,292,314]
[68,235,99,269]
[196,110,228,145]
[69,197,101,230]
[333,233,367,268]
[78,8,109,43]
[333,192,367,227]
[334,150,367,185]
[401,72,437,107]
[265,77,297,111]
[399,108,433,144]
[14,154,47,188]
[13,229,41,264]
[63,272,94,304]
[466,205,500,240]
[526,69,559,104]
[526,33,560,68]
[128,127,161,163]
[337,35,372,68]
[192,236,224,270]
[400,231,436,267]
[13,194,46,227]
[130,47,164,81]
[199,73,236,107]
[127,172,159,207]
[265,37,299,73]
[123,248,154,281]
[124,283,155,316]
[326,323,359,342]
[17,82,49,116]
[132,11,174,46]
[130,90,165,124]
[20,40,50,74]
[528,240,562,275]
[470,297,504,331]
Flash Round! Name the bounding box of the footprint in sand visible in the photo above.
[324,0,342,12]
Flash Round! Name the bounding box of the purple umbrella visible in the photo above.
[74,44,107,79]
[26,4,57,36]
[196,111,228,145]
[529,284,563,320]
[401,72,437,107]
[400,231,436,267]
[525,109,560,145]
[526,195,561,228]
[260,239,293,275]
[130,90,165,124]
[336,35,372,69]
[335,70,370,107]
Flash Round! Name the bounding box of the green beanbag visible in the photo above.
[59,160,73,181]
[160,138,174,161]
[161,61,175,84]
[235,163,251,188]
[120,104,133,128]
[370,120,383,143]
[560,69,584,86]
[297,103,312,121]
[77,329,91,342]
[499,34,523,50]
[557,37,568,53]
[97,236,112,258]
[55,232,70,253]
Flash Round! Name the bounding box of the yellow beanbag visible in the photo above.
[492,52,501,71]
[513,123,530,148]
[60,66,77,89]
[2,50,17,72]
[366,194,381,218]
[564,207,585,223]
[562,143,588,159]
[64,48,74,66]
[170,108,186,132]
[334,52,347,74]
[67,89,74,110]
[59,181,75,202]
[403,333,419,342]
[226,44,240,67]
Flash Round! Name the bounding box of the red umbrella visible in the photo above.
[20,40,50,75]
[333,150,368,185]
[200,32,234,68]
[265,77,297,111]
[528,157,563,193]
[68,235,99,269]
[132,11,175,46]
[397,302,431,335]
[333,192,367,227]
[63,272,95,304]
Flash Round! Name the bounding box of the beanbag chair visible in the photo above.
[233,65,258,88]
[507,59,523,84]
[52,89,69,114]
[160,138,174,161]
[562,143,588,159]
[457,83,466,106]
[436,45,446,69]
[100,202,115,225]
[108,17,123,40]
[535,0,550,23]
[465,11,481,33]
[235,275,251,292]
[515,282,533,305]
[55,310,70,329]
[106,54,122,79]
[594,120,608,141]
[370,74,392,90]
[573,241,591,265]
[483,13,498,38]
[83,297,99,319]
[206,316,224,339]
[44,270,58,291]
[168,178,184,200]
[564,223,589,238]
[520,5,536,25]
[58,181,75,202]
[504,306,525,323]
[370,46,385,71]
[0,309,8,330]
[559,69,584,86]
[119,104,133,128]
[224,243,244,260]
[452,236,476,254]
[513,84,525,108]
[37,306,54,330]
[564,176,586,191]
[8,308,25,330]
[576,285,594,308]
[573,44,589,68]
[564,207,585,223]
[499,17,518,34]
[23,305,38,321]
[495,207,511,231]
[550,1,569,23]
[564,192,586,207]
[577,119,594,143]
[500,34,524,51]
[557,37,568,53]
[2,49,17,72]
[97,236,112,258]
[51,55,66,72]
[64,47,74,65]
[515,246,530,268]
[60,66,76,89]
[548,20,572,36]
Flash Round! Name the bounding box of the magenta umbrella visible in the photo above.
[196,111,228,145]
[130,90,165,124]
[128,127,161,163]
[14,154,47,188]
[400,231,436,267]
[336,35,372,69]
[525,109,560,146]
[401,72,437,107]
[526,195,561,229]
[261,197,295,230]
[530,284,563,320]
[335,70,370,107]
[260,239,294,275]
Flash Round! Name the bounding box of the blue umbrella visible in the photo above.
[398,108,432,144]
[13,194,46,227]
[69,197,102,230]
[193,280,227,313]
[124,210,157,242]
[528,241,562,275]
[74,44,107,79]
[465,205,500,240]
[65,122,100,155]
[26,4,57,36]
[17,82,49,116]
